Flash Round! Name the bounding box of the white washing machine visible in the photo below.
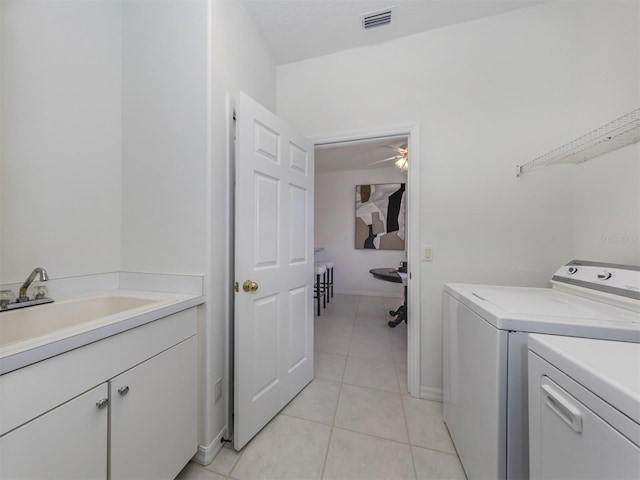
[442,260,640,480]
[527,334,640,480]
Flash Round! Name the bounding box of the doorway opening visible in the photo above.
[312,126,421,397]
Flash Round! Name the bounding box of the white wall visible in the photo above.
[568,0,640,266]
[0,0,277,460]
[119,0,276,456]
[572,144,640,265]
[205,0,277,454]
[315,166,406,297]
[0,0,122,283]
[120,0,208,275]
[277,1,638,394]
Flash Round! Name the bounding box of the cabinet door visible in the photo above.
[110,336,197,480]
[0,383,108,479]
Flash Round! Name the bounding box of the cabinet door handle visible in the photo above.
[118,386,130,396]
[96,398,109,409]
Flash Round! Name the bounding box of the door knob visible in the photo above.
[243,280,259,292]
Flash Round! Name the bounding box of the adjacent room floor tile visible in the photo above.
[315,318,354,338]
[282,378,341,425]
[343,355,399,392]
[412,446,467,479]
[314,352,347,382]
[320,313,357,324]
[348,338,394,362]
[230,415,330,480]
[351,324,391,344]
[355,308,387,323]
[323,428,416,480]
[402,396,457,454]
[334,384,408,443]
[315,333,350,355]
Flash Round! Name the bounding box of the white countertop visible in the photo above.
[0,289,204,375]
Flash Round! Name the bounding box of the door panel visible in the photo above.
[288,286,309,370]
[254,173,280,267]
[289,184,308,264]
[234,92,314,450]
[252,294,280,400]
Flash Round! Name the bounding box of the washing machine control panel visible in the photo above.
[552,261,640,300]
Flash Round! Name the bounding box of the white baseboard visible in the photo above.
[420,386,443,403]
[338,289,403,299]
[192,428,227,466]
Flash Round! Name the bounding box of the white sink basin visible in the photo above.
[0,294,166,349]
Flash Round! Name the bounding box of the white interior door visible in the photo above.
[233,92,314,450]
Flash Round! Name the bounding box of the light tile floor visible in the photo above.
[176,294,467,480]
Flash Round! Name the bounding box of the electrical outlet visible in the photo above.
[214,379,222,402]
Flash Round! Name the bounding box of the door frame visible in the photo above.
[312,123,421,398]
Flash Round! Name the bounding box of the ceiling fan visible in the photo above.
[368,144,408,171]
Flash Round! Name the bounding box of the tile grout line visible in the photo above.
[318,295,360,479]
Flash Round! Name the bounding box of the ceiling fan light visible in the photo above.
[395,157,408,171]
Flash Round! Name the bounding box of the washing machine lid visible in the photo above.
[444,283,640,341]
[528,334,640,425]
[444,260,640,340]
[466,285,638,319]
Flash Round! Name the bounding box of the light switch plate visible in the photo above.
[423,245,433,261]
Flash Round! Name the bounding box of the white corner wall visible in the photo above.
[572,144,640,265]
[315,167,406,297]
[204,0,277,456]
[277,0,638,394]
[120,0,208,275]
[568,0,640,266]
[0,0,122,283]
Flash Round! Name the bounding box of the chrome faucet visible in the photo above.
[18,267,49,302]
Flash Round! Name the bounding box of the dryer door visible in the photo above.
[528,355,640,479]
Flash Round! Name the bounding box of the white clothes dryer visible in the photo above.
[527,334,640,480]
[442,260,640,480]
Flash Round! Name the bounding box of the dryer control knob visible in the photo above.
[567,267,578,275]
[597,272,612,281]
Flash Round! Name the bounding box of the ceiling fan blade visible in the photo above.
[383,143,408,152]
[368,155,399,165]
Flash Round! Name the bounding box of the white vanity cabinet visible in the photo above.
[0,383,109,479]
[0,306,198,480]
[110,336,197,479]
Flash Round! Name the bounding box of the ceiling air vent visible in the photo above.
[362,8,394,30]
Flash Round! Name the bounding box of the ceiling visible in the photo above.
[241,0,548,65]
[315,136,409,173]
[242,0,547,172]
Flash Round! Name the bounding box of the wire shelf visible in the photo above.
[516,108,640,177]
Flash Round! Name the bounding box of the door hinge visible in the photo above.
[234,281,239,292]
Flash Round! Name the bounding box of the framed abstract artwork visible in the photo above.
[355,183,406,250]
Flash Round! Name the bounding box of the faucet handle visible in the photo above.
[0,290,15,307]
[33,286,48,300]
